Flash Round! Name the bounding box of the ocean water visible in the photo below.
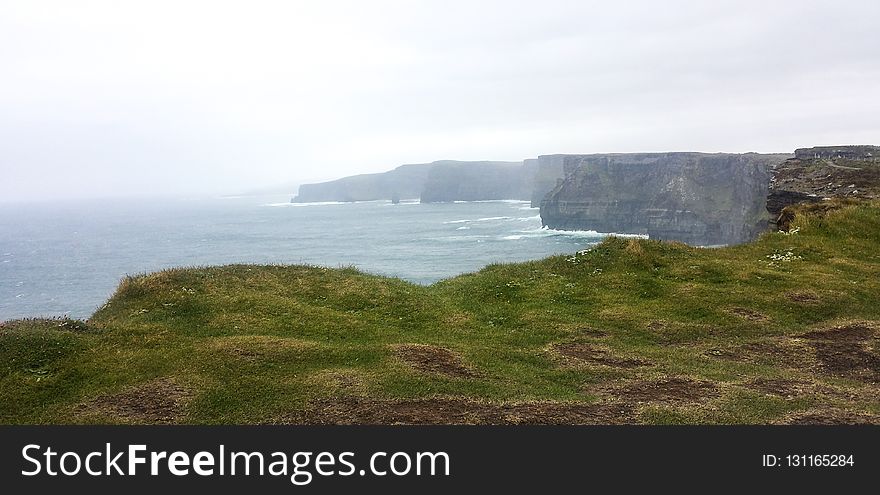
[0,195,615,321]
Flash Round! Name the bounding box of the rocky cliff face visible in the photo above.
[539,153,788,245]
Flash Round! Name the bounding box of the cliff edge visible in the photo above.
[768,146,880,229]
[539,152,788,245]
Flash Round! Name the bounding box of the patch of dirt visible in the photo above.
[647,321,666,331]
[799,323,879,381]
[603,377,718,404]
[783,409,880,425]
[785,291,820,304]
[811,342,880,381]
[393,344,475,378]
[728,307,769,322]
[553,343,650,368]
[705,340,813,369]
[279,397,636,425]
[800,323,875,342]
[74,378,191,424]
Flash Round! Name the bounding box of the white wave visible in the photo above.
[515,215,541,221]
[502,234,525,240]
[444,216,510,224]
[456,226,471,230]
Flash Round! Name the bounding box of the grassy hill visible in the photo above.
[2,200,879,424]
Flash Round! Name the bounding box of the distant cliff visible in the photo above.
[539,153,789,245]
[292,163,433,202]
[293,160,561,204]
[419,161,527,203]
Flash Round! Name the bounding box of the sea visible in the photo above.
[0,195,616,321]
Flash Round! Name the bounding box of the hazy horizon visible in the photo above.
[3,0,879,203]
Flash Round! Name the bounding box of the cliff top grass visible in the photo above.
[2,200,879,424]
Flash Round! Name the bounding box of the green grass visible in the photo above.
[2,200,879,424]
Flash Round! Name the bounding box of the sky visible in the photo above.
[2,0,879,202]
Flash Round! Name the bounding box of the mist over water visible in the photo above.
[0,197,613,320]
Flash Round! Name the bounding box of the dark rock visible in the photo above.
[766,190,822,227]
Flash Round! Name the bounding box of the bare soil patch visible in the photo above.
[811,341,880,381]
[393,344,474,378]
[799,323,879,381]
[553,343,650,368]
[800,323,874,342]
[605,377,718,404]
[75,378,191,423]
[280,397,636,425]
[705,340,812,369]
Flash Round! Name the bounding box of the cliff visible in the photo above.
[419,161,528,203]
[292,163,433,202]
[530,155,567,207]
[539,152,789,245]
[294,159,562,204]
[768,145,880,229]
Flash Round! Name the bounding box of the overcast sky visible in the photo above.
[2,0,879,202]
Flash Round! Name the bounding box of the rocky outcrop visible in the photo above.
[539,153,789,246]
[418,161,528,203]
[794,145,878,161]
[768,145,880,229]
